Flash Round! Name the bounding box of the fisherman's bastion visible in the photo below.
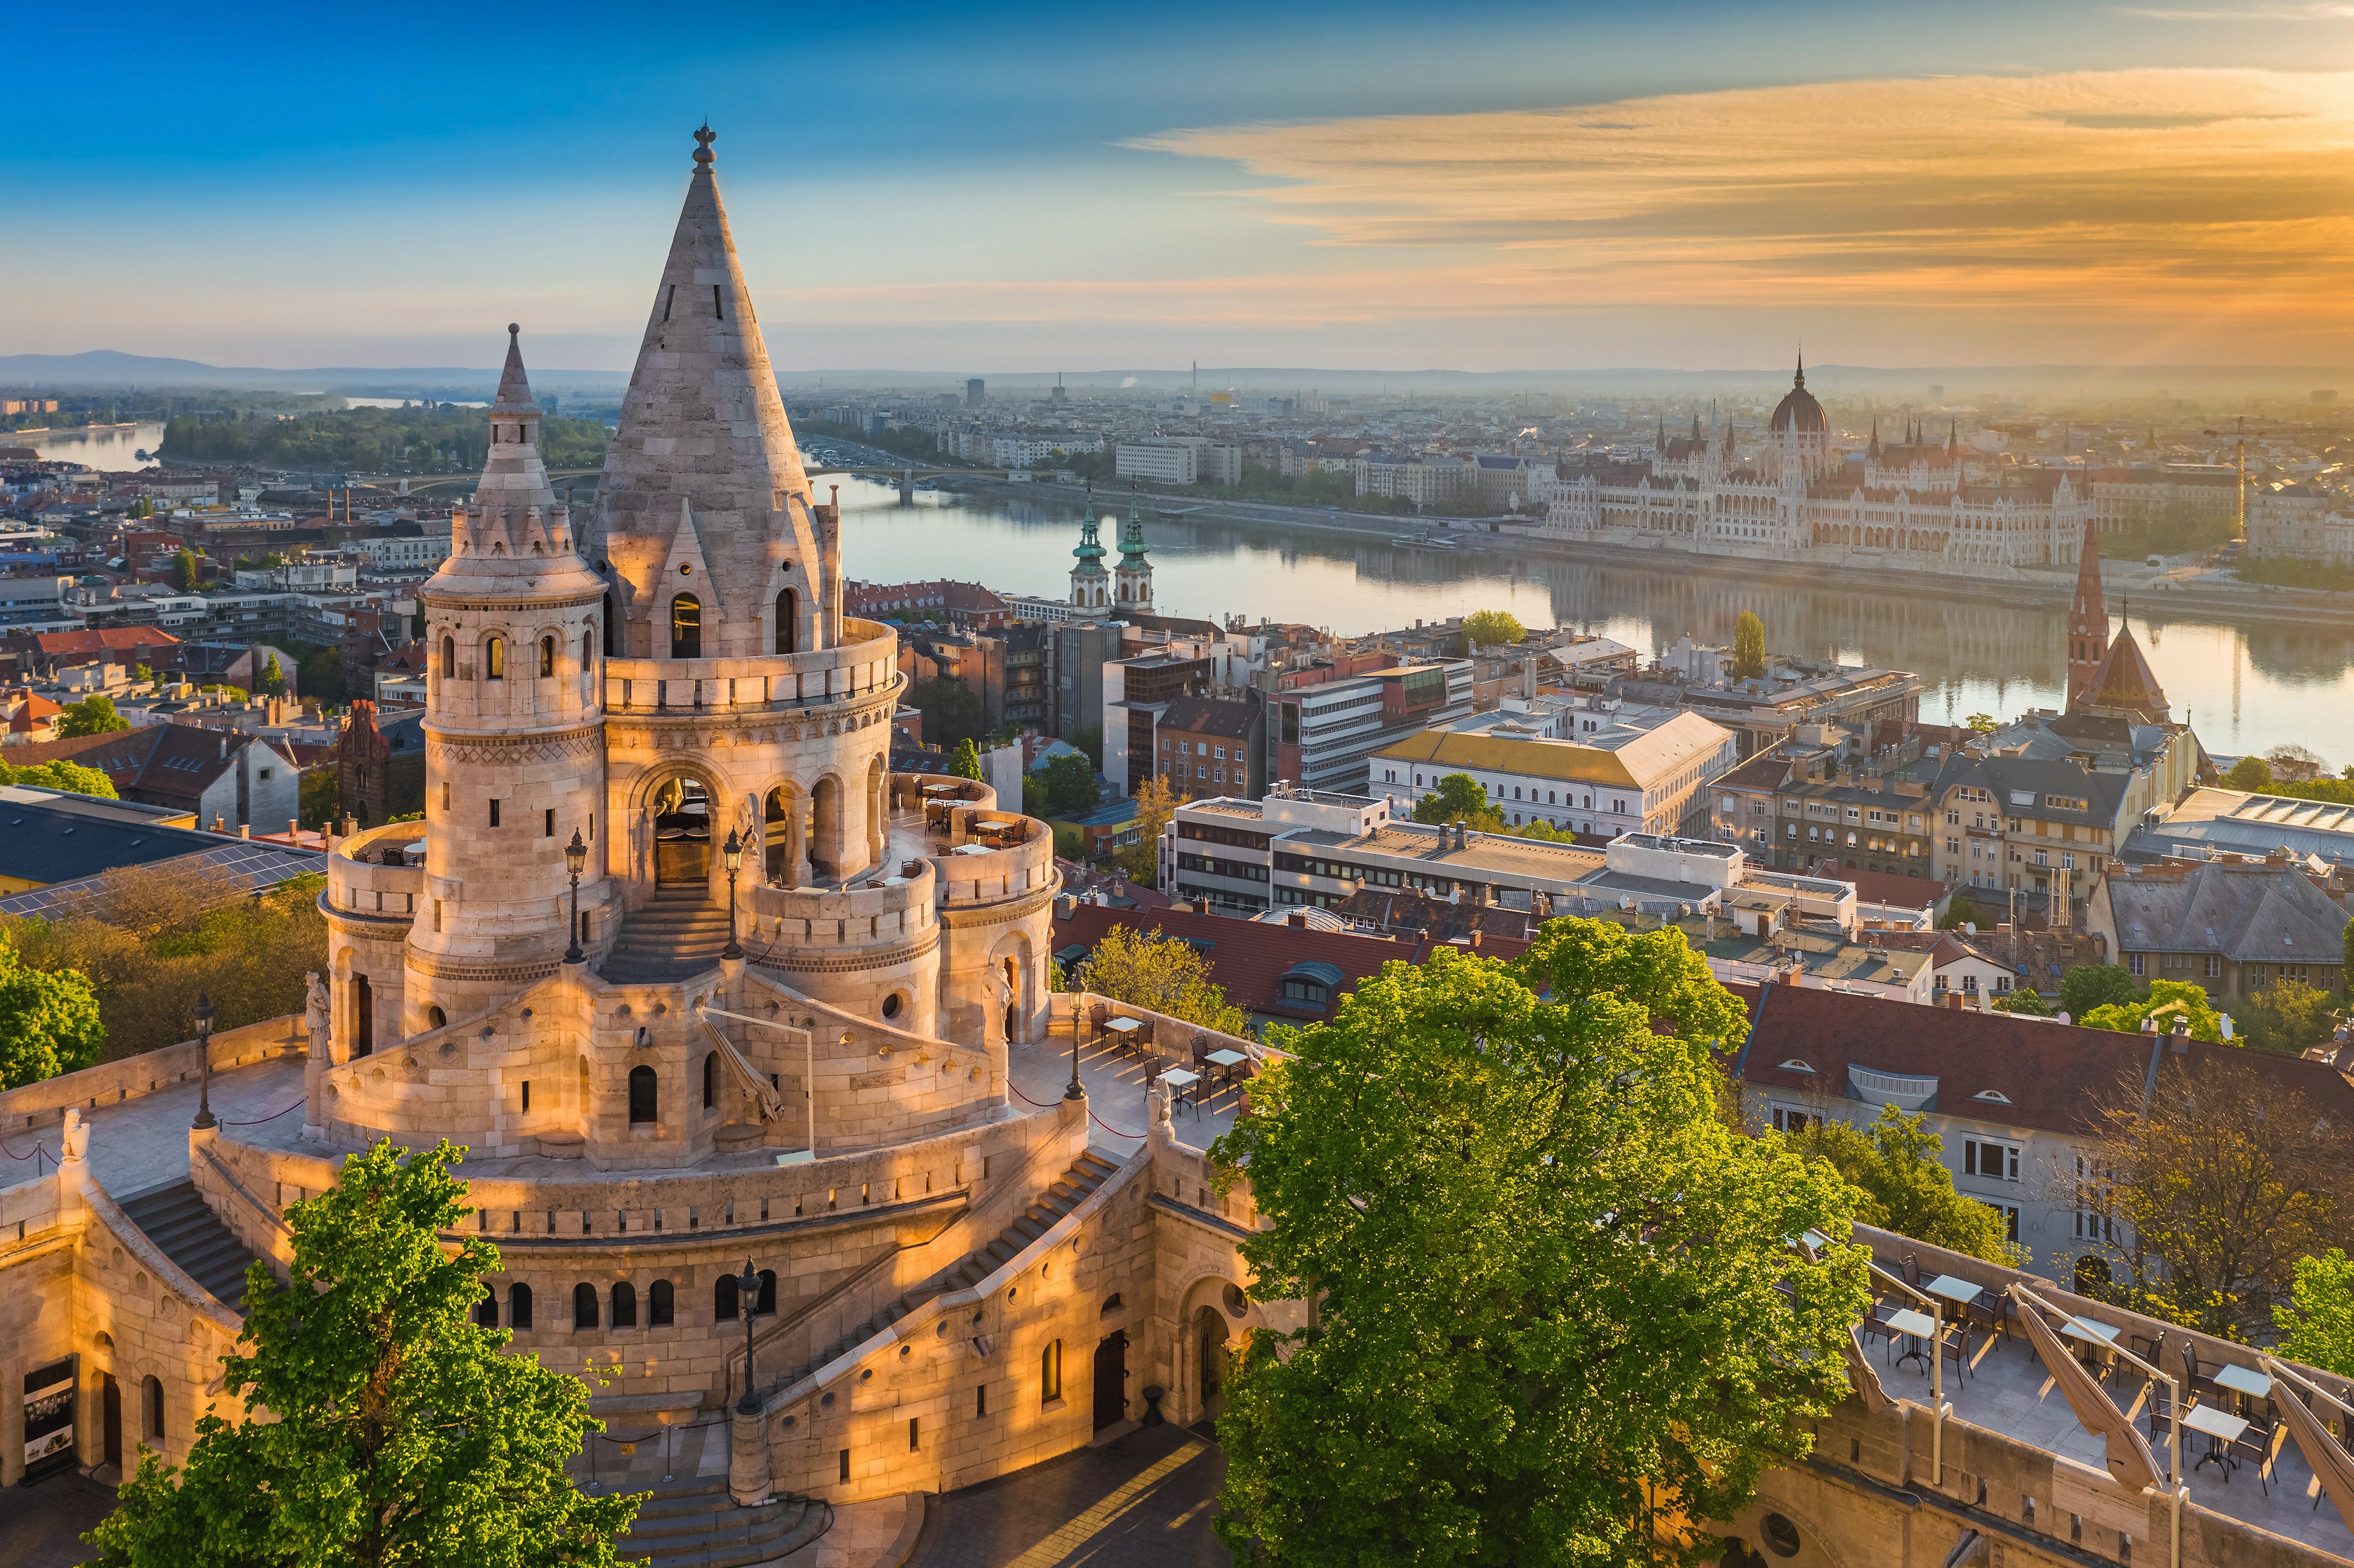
[4,132,2352,1568]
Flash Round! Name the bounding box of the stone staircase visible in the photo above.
[118,1181,264,1312]
[614,1479,829,1567]
[753,1151,1122,1404]
[601,889,733,983]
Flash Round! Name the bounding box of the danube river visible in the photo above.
[831,476,2354,766]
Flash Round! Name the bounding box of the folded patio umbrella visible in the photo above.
[2008,1286,2160,1493]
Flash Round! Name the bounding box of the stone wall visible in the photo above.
[0,1014,304,1136]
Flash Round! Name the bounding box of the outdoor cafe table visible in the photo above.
[1162,1067,1201,1117]
[2182,1402,2250,1475]
[1206,1047,1247,1092]
[1926,1275,1984,1309]
[1102,1016,1145,1051]
[2062,1317,2123,1380]
[1886,1308,1936,1372]
[2212,1363,2274,1418]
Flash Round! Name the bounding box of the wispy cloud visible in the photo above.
[1114,69,2354,361]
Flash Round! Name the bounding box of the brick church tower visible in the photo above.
[2065,516,2107,708]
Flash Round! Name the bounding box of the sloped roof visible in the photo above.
[2077,625,2171,722]
[1373,710,1729,790]
[1156,696,1255,740]
[2101,859,2347,964]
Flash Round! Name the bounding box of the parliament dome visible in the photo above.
[1769,357,1827,435]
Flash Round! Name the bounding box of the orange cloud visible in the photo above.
[1124,70,2354,359]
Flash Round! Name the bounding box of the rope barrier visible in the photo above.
[224,1099,305,1127]
[1089,1110,1146,1140]
[0,1134,42,1162]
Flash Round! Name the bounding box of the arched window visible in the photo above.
[508,1282,534,1330]
[142,1374,164,1441]
[775,588,798,654]
[439,634,455,678]
[484,636,505,681]
[702,1051,717,1109]
[757,1269,776,1315]
[427,1005,446,1030]
[649,1279,674,1326]
[473,1285,498,1328]
[539,636,555,677]
[583,628,595,677]
[670,593,701,659]
[572,1282,598,1330]
[714,1272,739,1322]
[602,594,615,657]
[611,1282,638,1329]
[628,1065,658,1125]
[1041,1339,1062,1404]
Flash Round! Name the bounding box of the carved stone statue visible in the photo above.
[304,971,332,1060]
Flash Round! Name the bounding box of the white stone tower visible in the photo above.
[408,327,612,1030]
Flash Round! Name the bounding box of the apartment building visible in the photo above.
[1102,650,1211,794]
[2085,853,2349,1000]
[1114,437,1242,487]
[1268,660,1474,795]
[1151,695,1263,799]
[1372,696,1735,839]
[1354,451,1469,508]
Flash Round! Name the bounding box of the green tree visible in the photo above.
[1067,723,1105,772]
[1937,894,1980,931]
[1788,1106,2012,1263]
[88,1140,641,1567]
[297,643,349,704]
[1990,987,2052,1016]
[1072,923,1249,1036]
[2080,978,2226,1041]
[947,737,983,782]
[1458,607,1525,653]
[1731,609,1766,680]
[132,663,154,683]
[2275,1249,2354,1377]
[300,769,341,831]
[910,676,983,750]
[128,496,154,519]
[2060,963,2141,1018]
[1411,771,1505,831]
[1113,772,1184,887]
[1036,752,1100,819]
[255,652,288,698]
[1211,923,1870,1566]
[58,693,130,738]
[0,758,118,798]
[2231,979,2339,1056]
[169,547,201,592]
[1964,713,1998,734]
[2223,755,2275,791]
[0,927,104,1089]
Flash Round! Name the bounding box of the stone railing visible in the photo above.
[0,1014,305,1136]
[744,862,935,960]
[603,619,901,716]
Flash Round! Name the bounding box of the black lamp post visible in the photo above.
[191,991,217,1130]
[720,828,744,961]
[563,829,588,964]
[1065,1008,1085,1102]
[735,1258,762,1414]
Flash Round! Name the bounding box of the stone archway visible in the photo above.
[990,929,1037,1046]
[808,775,843,882]
[649,775,713,887]
[763,784,806,891]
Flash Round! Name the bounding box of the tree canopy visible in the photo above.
[1411,772,1505,831]
[1034,752,1100,820]
[159,405,609,474]
[1788,1106,2012,1263]
[1458,608,1525,652]
[0,758,117,798]
[0,926,103,1089]
[2078,978,2225,1041]
[1211,921,1870,1566]
[947,737,983,782]
[2231,979,2339,1056]
[1071,923,1249,1037]
[2276,1249,2354,1378]
[88,1139,640,1567]
[59,693,130,738]
[2060,964,2141,1019]
[1731,610,1766,680]
[1989,987,2052,1016]
[1115,772,1185,887]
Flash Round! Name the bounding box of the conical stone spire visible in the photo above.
[591,124,820,659]
[2065,515,2108,710]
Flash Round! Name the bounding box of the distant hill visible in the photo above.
[0,350,627,398]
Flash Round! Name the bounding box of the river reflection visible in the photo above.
[834,475,2353,764]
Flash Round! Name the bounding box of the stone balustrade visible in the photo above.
[0,1015,305,1135]
[603,618,901,716]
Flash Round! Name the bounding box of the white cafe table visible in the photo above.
[1206,1047,1247,1089]
[1886,1308,1936,1372]
[1161,1067,1201,1117]
[2182,1402,2250,1474]
[2212,1364,2273,1401]
[1925,1274,1984,1307]
[2062,1318,2122,1346]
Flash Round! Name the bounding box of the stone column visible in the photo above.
[727,1408,771,1506]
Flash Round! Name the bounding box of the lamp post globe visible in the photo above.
[721,828,745,961]
[563,829,588,964]
[191,991,218,1130]
[735,1258,763,1414]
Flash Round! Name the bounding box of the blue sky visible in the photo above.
[10,2,2354,371]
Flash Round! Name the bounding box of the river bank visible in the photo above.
[944,476,2354,633]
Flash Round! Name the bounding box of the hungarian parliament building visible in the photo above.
[1534,362,2237,571]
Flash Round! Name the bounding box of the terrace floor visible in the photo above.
[1873,1315,2354,1557]
[1007,1022,1243,1160]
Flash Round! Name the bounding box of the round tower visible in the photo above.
[408,328,612,1030]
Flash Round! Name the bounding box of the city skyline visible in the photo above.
[15,4,2354,370]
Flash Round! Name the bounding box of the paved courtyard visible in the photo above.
[0,1473,118,1568]
[907,1422,1228,1568]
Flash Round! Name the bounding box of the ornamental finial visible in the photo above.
[693,124,717,166]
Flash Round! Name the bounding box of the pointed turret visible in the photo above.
[428,325,596,593]
[590,124,825,660]
[1069,491,1110,615]
[1948,421,1958,456]
[2065,515,2108,709]
[1868,418,1880,462]
[1114,488,1153,612]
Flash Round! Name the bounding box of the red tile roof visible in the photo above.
[27,628,181,658]
[1735,981,2354,1138]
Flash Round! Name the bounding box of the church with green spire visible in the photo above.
[1068,492,1110,615]
[1113,490,1153,612]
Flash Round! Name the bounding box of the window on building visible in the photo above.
[484,636,505,680]
[573,1282,598,1330]
[627,1065,657,1125]
[1769,1105,1815,1134]
[440,635,455,678]
[2204,954,2220,979]
[539,636,555,677]
[649,1279,673,1326]
[611,1281,638,1328]
[1962,1139,2020,1182]
[509,1282,533,1329]
[1041,1339,1062,1404]
[2127,953,2144,977]
[670,593,702,659]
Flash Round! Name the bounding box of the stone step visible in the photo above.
[614,1490,826,1568]
[117,1181,262,1312]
